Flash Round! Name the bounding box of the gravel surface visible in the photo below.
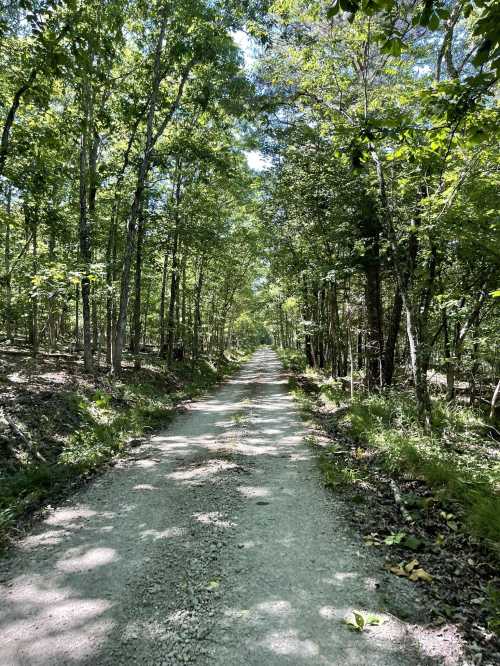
[0,349,467,665]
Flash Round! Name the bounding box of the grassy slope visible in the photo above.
[0,349,250,548]
[277,348,500,643]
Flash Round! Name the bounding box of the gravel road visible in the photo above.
[0,349,466,665]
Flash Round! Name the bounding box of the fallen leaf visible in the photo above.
[404,559,419,573]
[343,610,384,632]
[408,568,433,583]
[386,560,433,583]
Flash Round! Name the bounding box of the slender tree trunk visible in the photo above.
[89,128,99,352]
[4,185,12,341]
[32,218,39,357]
[443,310,454,401]
[105,214,116,365]
[79,85,93,373]
[180,253,187,350]
[131,212,145,369]
[142,277,151,348]
[159,245,169,355]
[383,286,403,386]
[329,282,340,377]
[363,227,384,390]
[165,228,179,362]
[348,319,354,400]
[490,379,500,421]
[75,284,80,350]
[0,70,37,179]
[192,255,204,362]
[303,278,315,367]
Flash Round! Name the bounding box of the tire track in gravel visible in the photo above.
[0,349,466,665]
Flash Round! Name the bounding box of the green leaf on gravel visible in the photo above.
[343,610,385,631]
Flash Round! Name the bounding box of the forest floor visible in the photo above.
[0,348,480,665]
[0,344,246,548]
[279,353,499,666]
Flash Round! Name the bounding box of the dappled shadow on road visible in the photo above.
[0,349,464,665]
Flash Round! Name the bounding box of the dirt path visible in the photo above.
[0,349,465,665]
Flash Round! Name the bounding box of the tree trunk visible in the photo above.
[0,70,37,178]
[4,185,12,341]
[192,255,204,362]
[142,277,151,348]
[105,213,116,366]
[88,128,99,352]
[79,88,93,373]
[75,284,80,350]
[30,212,39,358]
[383,286,403,386]
[131,212,145,369]
[363,235,384,390]
[329,282,340,378]
[490,379,500,421]
[165,229,179,362]
[159,245,169,355]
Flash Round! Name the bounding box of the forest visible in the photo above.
[0,0,499,662]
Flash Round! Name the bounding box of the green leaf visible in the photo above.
[384,531,406,545]
[326,1,340,18]
[344,610,385,631]
[428,12,440,30]
[403,535,423,551]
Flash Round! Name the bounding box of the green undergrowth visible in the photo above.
[278,348,500,554]
[0,349,250,549]
[339,391,499,550]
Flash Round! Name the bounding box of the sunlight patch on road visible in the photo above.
[140,527,186,540]
[237,485,271,498]
[193,511,236,528]
[56,546,118,573]
[258,629,320,657]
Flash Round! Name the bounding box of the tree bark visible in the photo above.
[131,212,145,369]
[88,128,99,352]
[4,185,12,341]
[165,228,179,362]
[490,379,500,421]
[361,213,384,390]
[383,286,403,385]
[29,207,39,358]
[78,80,93,373]
[192,255,204,362]
[159,243,169,356]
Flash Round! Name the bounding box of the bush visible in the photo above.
[276,348,307,373]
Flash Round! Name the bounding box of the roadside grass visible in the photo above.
[281,348,500,640]
[0,349,249,549]
[339,391,500,549]
[278,348,500,553]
